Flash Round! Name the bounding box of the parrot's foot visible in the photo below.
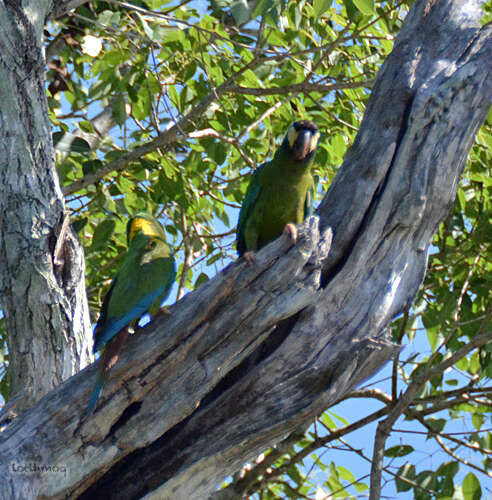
[157,306,172,316]
[284,223,297,244]
[149,306,172,321]
[243,251,256,267]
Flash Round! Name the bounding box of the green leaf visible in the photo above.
[286,465,303,485]
[0,369,10,402]
[469,351,480,373]
[194,273,209,288]
[111,94,127,125]
[331,133,346,159]
[72,217,88,234]
[91,219,116,250]
[425,417,446,435]
[337,466,355,482]
[136,13,154,39]
[320,412,336,429]
[456,356,469,370]
[83,159,102,176]
[415,470,436,495]
[326,409,348,426]
[384,444,414,457]
[472,412,484,431]
[252,0,284,25]
[354,481,368,492]
[231,0,250,25]
[427,325,443,351]
[163,29,186,44]
[53,132,92,153]
[342,0,359,20]
[70,137,92,153]
[462,472,481,500]
[353,0,375,15]
[313,0,332,19]
[79,120,95,133]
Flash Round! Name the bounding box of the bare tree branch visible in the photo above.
[226,79,374,96]
[49,0,89,20]
[370,325,492,499]
[62,56,261,196]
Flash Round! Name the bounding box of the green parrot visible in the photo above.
[236,120,320,257]
[87,213,176,414]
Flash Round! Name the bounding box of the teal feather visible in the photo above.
[87,213,175,414]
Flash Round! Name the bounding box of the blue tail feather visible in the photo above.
[87,372,105,415]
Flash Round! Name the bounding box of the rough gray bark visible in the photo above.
[0,0,490,499]
[0,0,92,412]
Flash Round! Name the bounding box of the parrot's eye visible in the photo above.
[146,240,157,251]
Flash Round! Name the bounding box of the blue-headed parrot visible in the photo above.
[87,212,176,414]
[236,120,320,258]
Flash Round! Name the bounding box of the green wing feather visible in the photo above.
[89,215,176,414]
[89,234,175,414]
[236,121,319,256]
[93,236,175,352]
[236,166,263,255]
[304,181,315,218]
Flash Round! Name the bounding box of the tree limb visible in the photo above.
[49,0,90,20]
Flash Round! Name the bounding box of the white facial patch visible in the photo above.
[287,125,297,148]
[309,130,321,152]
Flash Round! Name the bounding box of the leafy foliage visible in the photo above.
[1,0,491,498]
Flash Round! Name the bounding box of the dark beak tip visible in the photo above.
[295,142,310,160]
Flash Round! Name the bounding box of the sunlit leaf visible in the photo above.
[462,472,481,500]
[384,445,414,457]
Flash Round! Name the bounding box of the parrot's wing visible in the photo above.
[304,181,315,219]
[236,167,263,255]
[93,256,175,352]
[93,276,119,353]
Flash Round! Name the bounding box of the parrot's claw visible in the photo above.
[158,306,172,316]
[284,223,297,244]
[243,251,256,267]
[151,306,172,320]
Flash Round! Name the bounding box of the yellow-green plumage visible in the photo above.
[88,213,176,414]
[236,120,320,255]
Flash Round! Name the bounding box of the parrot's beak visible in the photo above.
[293,130,314,160]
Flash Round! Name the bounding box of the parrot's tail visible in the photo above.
[87,371,105,415]
[86,327,129,416]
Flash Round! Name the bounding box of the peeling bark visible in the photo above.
[0,1,92,412]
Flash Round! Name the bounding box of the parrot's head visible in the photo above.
[127,212,167,244]
[283,120,320,163]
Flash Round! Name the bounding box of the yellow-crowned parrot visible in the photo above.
[87,213,175,414]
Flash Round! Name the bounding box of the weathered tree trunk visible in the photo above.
[0,0,490,499]
[0,0,92,412]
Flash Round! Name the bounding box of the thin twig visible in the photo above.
[63,56,261,195]
[433,434,492,477]
[225,79,374,96]
[237,96,291,141]
[176,211,193,301]
[227,407,389,497]
[392,307,409,402]
[369,309,492,500]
